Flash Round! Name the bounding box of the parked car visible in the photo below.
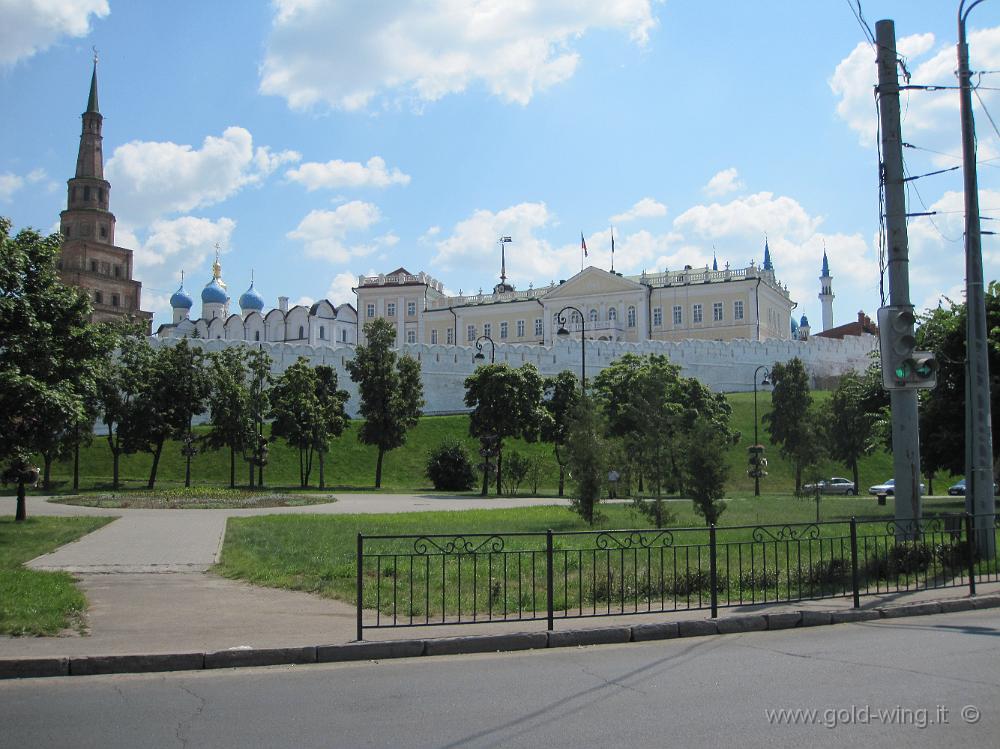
[868,478,926,496]
[802,477,858,495]
[947,478,999,495]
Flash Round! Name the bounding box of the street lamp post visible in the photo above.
[752,365,771,497]
[473,334,496,363]
[555,305,586,394]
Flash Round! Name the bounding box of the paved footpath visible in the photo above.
[3,494,998,669]
[3,493,573,658]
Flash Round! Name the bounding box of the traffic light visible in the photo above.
[877,305,938,390]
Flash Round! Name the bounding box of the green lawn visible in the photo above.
[217,493,976,613]
[0,515,114,635]
[18,392,944,496]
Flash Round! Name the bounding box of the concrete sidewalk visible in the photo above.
[3,494,999,677]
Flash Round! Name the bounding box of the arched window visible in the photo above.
[589,309,598,322]
[627,306,636,328]
[319,325,326,340]
[254,331,260,341]
[298,325,305,339]
[608,307,617,321]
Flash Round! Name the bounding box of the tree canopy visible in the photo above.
[346,318,424,488]
[0,218,112,519]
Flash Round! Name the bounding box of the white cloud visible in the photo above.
[286,156,410,190]
[287,200,395,263]
[674,192,822,243]
[128,216,237,275]
[703,168,745,197]
[106,126,299,225]
[326,271,359,305]
[0,0,108,67]
[830,28,1000,148]
[260,0,658,111]
[610,197,667,223]
[431,202,579,285]
[0,172,24,201]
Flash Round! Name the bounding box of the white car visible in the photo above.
[802,477,858,495]
[868,478,926,496]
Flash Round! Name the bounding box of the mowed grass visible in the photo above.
[22,392,936,496]
[217,493,974,609]
[0,515,114,635]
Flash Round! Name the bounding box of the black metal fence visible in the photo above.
[356,512,1000,639]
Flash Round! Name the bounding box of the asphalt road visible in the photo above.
[2,609,998,749]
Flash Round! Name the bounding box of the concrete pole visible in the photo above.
[876,20,923,532]
[957,1,996,558]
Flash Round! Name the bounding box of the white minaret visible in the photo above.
[819,249,834,331]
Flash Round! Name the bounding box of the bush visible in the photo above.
[501,451,531,496]
[425,440,477,491]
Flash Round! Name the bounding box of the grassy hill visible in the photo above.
[14,391,943,496]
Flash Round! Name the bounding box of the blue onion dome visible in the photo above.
[790,317,799,335]
[800,314,809,327]
[202,278,228,304]
[239,281,265,312]
[170,280,193,310]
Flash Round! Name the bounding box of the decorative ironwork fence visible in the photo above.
[356,513,1000,640]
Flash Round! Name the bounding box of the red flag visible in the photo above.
[580,232,588,257]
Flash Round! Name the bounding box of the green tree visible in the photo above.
[128,339,210,489]
[563,396,607,524]
[95,325,154,490]
[916,289,1000,483]
[0,219,111,518]
[763,358,813,493]
[540,370,581,497]
[270,358,322,488]
[204,347,255,488]
[464,362,544,495]
[425,440,477,491]
[683,420,730,526]
[312,365,349,489]
[346,318,424,488]
[243,346,273,487]
[825,372,877,493]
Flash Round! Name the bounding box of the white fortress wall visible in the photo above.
[149,334,878,419]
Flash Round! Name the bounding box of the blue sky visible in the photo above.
[2,0,999,331]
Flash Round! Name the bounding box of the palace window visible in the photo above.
[387,303,396,317]
[673,305,682,325]
[734,300,744,320]
[713,302,723,322]
[653,307,663,327]
[627,306,636,328]
[447,328,454,344]
[516,320,525,337]
[111,293,120,308]
[468,324,476,341]
[407,301,416,316]
[500,321,508,339]
[367,303,375,318]
[608,307,617,321]
[431,330,438,344]
[534,318,543,336]
[407,330,416,344]
[693,304,703,324]
[483,323,492,338]
[589,309,598,322]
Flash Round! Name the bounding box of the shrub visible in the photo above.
[501,451,531,496]
[425,440,477,491]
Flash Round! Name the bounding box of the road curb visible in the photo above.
[2,593,998,679]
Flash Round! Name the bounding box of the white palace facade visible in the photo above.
[355,247,796,349]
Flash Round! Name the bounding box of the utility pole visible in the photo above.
[957,0,996,558]
[876,20,923,533]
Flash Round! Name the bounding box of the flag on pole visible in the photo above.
[610,229,615,272]
[580,232,588,257]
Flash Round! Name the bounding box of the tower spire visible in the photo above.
[87,48,100,114]
[819,241,834,331]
